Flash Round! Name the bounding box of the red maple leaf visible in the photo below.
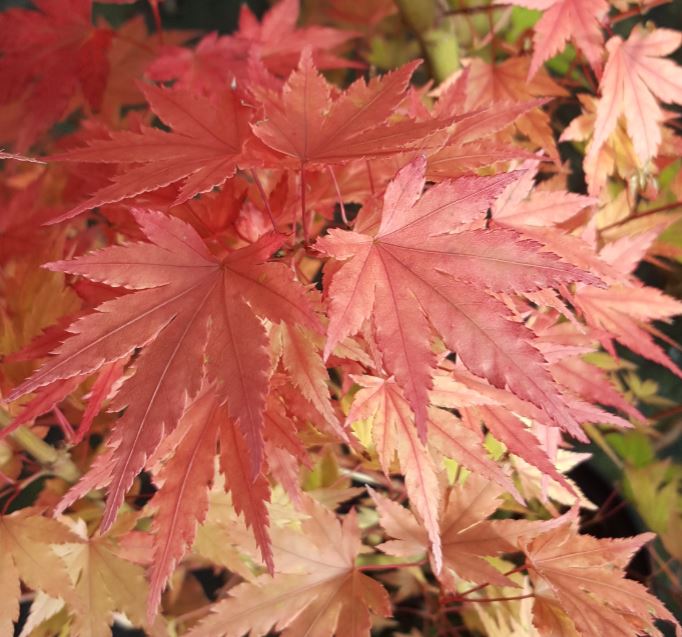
[9,210,320,532]
[49,85,254,223]
[0,0,112,150]
[501,0,608,78]
[148,0,359,91]
[318,155,600,440]
[251,52,452,169]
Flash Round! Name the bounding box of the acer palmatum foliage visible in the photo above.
[1,0,681,635]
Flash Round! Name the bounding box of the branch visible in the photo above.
[0,409,80,483]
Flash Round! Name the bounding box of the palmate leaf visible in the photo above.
[370,475,556,591]
[49,84,254,223]
[251,51,451,168]
[523,520,682,637]
[0,510,81,635]
[2,1,682,635]
[186,497,391,637]
[347,375,443,573]
[9,209,320,532]
[500,0,608,78]
[461,56,566,160]
[574,284,682,378]
[318,155,600,441]
[589,28,682,167]
[55,517,151,637]
[0,0,112,150]
[147,0,359,91]
[347,374,522,574]
[145,386,273,620]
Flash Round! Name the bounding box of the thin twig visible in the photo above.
[328,165,350,226]
[250,169,281,235]
[444,593,535,608]
[609,0,671,25]
[457,564,526,598]
[599,200,682,233]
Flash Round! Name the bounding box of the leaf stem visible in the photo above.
[250,168,281,235]
[458,564,527,597]
[608,0,671,25]
[327,165,350,227]
[599,200,682,233]
[148,0,164,44]
[444,593,535,608]
[358,558,427,572]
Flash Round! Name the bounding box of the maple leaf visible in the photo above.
[589,27,682,167]
[191,488,262,583]
[489,163,622,284]
[49,84,254,223]
[347,375,443,573]
[491,163,596,228]
[462,57,567,160]
[318,155,599,440]
[425,141,537,180]
[185,497,391,637]
[3,0,682,633]
[54,517,152,637]
[9,210,319,532]
[430,366,598,488]
[0,0,112,150]
[550,354,646,422]
[372,475,532,591]
[347,373,533,577]
[573,284,682,378]
[522,519,682,637]
[464,57,567,105]
[99,16,193,122]
[75,357,129,444]
[469,405,577,495]
[0,509,80,635]
[251,52,450,169]
[147,0,358,92]
[235,0,357,76]
[501,0,608,78]
[308,0,396,30]
[1,375,83,441]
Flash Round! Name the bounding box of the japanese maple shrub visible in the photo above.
[1,0,681,635]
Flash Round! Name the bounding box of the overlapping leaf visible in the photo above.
[523,520,682,637]
[318,155,600,440]
[589,28,682,167]
[0,510,80,635]
[186,498,391,637]
[9,209,319,532]
[502,0,608,78]
[50,85,254,223]
[0,0,112,149]
[252,52,450,168]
